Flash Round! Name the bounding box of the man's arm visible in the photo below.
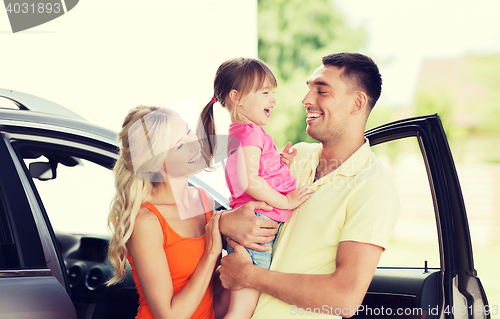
[219,239,382,318]
[218,201,278,251]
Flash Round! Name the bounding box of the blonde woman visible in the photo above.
[107,106,225,319]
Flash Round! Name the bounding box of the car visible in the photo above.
[0,88,491,319]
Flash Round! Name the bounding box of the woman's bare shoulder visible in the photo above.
[128,206,163,249]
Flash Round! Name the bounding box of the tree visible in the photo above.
[413,54,500,163]
[258,0,367,148]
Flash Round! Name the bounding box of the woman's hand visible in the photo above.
[204,211,223,257]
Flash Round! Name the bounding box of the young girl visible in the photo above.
[107,106,227,319]
[198,57,312,318]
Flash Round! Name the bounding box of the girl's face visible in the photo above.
[237,77,276,126]
[163,114,205,178]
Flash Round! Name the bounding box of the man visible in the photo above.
[219,53,400,318]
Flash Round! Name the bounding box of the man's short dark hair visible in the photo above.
[322,53,382,110]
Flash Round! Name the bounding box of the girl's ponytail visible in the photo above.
[198,57,277,167]
[197,97,217,167]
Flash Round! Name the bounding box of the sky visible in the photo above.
[0,0,257,132]
[2,0,500,124]
[334,0,500,107]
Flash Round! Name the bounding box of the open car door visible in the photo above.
[352,114,490,319]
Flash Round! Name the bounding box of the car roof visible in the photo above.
[0,88,85,120]
[0,88,117,143]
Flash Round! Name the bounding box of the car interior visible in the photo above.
[14,141,138,319]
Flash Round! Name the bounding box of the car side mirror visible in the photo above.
[29,161,57,181]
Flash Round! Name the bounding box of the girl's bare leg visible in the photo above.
[223,287,260,319]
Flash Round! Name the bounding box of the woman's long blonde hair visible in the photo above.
[107,105,176,285]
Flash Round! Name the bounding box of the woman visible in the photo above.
[106,106,226,319]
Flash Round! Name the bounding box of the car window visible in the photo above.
[371,137,440,269]
[0,96,18,110]
[23,155,115,237]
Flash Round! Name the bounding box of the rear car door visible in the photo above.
[0,132,77,319]
[352,114,490,319]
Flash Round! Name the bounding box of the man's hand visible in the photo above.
[280,142,297,168]
[219,201,277,251]
[219,238,254,290]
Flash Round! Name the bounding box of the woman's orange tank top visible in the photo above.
[127,188,215,319]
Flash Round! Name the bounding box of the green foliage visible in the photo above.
[365,106,400,131]
[258,0,367,149]
[414,85,456,135]
[462,54,500,134]
[413,53,500,163]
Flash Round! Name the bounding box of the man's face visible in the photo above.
[302,65,355,144]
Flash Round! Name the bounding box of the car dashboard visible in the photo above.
[56,232,138,319]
